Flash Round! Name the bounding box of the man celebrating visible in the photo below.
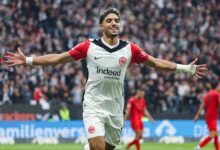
[125,89,154,150]
[194,81,220,150]
[5,8,207,150]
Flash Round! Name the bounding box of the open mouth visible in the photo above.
[110,28,118,32]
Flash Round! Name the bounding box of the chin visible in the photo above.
[110,33,119,38]
[105,31,119,38]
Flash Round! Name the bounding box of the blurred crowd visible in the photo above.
[0,0,219,115]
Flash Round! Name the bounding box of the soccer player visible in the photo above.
[4,8,207,150]
[125,89,154,150]
[193,81,220,150]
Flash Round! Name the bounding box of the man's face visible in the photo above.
[136,90,145,99]
[100,13,120,38]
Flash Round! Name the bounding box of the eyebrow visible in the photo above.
[105,18,120,21]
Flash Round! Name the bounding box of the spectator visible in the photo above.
[2,84,11,104]
[33,87,43,103]
[0,0,219,115]
[59,102,71,121]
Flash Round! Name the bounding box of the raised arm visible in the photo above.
[4,40,90,66]
[144,56,208,78]
[130,43,208,79]
[4,47,74,66]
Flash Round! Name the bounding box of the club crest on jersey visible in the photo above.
[88,126,95,133]
[119,57,126,66]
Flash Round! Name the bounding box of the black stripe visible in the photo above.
[81,59,88,102]
[92,39,129,53]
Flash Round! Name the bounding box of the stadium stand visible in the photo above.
[0,0,219,116]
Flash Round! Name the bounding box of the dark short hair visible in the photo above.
[135,88,144,95]
[211,80,220,89]
[99,8,120,24]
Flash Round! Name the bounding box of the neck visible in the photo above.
[102,34,119,46]
[135,96,140,99]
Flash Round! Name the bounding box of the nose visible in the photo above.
[111,20,118,27]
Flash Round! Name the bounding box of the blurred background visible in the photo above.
[0,0,219,147]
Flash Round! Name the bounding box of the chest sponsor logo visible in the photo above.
[119,57,126,66]
[96,67,121,76]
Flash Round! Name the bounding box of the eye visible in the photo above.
[115,19,119,23]
[106,19,112,23]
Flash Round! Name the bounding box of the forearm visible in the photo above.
[30,52,73,66]
[144,56,197,75]
[124,108,130,120]
[32,54,62,65]
[124,112,129,120]
[144,56,176,71]
[195,105,203,117]
[144,110,153,119]
[152,58,176,71]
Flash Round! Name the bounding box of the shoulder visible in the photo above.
[120,39,129,44]
[209,90,219,96]
[204,90,218,99]
[73,39,91,49]
[141,98,146,102]
[128,97,135,103]
[68,39,91,60]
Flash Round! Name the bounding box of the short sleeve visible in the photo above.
[131,43,149,64]
[68,40,90,61]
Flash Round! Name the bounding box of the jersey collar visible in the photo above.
[92,38,128,53]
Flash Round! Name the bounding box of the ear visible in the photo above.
[99,24,103,31]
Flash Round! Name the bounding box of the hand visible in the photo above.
[150,118,155,124]
[193,115,199,122]
[4,47,26,66]
[190,58,208,78]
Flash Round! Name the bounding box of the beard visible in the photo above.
[104,29,119,38]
